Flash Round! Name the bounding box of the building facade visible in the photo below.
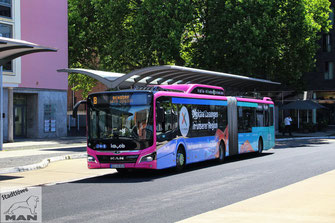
[303,0,335,125]
[1,0,68,141]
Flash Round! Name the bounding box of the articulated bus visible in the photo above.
[82,84,275,172]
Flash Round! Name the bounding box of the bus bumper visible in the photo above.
[86,147,157,169]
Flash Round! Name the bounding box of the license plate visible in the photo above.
[111,164,125,168]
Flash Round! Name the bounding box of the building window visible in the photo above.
[324,61,334,80]
[0,22,12,37]
[323,34,332,52]
[0,0,11,18]
[0,22,12,71]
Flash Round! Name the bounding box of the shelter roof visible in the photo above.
[0,37,57,65]
[58,65,281,90]
[282,100,327,110]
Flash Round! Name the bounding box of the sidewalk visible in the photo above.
[0,158,114,191]
[178,169,335,223]
[275,127,335,140]
[2,136,87,151]
[0,137,87,173]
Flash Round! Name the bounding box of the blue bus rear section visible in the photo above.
[238,126,275,153]
[156,97,275,169]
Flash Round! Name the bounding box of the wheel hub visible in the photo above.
[178,153,185,166]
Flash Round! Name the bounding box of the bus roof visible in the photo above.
[88,86,273,104]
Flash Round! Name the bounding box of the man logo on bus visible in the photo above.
[179,106,190,137]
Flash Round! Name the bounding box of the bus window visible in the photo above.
[217,105,227,131]
[269,107,274,126]
[256,105,264,127]
[238,106,255,133]
[156,97,178,142]
[264,105,269,126]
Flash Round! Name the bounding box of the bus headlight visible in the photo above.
[88,155,96,163]
[140,152,156,163]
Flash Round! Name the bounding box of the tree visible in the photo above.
[68,0,332,94]
[188,0,331,88]
[68,0,195,98]
[68,0,99,99]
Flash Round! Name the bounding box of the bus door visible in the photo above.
[238,104,259,153]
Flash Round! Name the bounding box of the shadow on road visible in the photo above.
[71,152,273,184]
[0,175,23,181]
[275,139,331,150]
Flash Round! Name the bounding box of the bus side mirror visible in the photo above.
[73,100,87,118]
[157,107,165,123]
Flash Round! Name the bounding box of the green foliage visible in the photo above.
[188,0,331,88]
[68,0,332,96]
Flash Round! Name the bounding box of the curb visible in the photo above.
[276,136,335,141]
[0,152,87,174]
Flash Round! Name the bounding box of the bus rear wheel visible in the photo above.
[218,142,225,164]
[175,147,186,172]
[258,138,263,154]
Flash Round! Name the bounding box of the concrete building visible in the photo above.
[1,0,68,141]
[303,1,335,125]
[259,2,335,130]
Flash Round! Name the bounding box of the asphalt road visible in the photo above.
[42,139,335,223]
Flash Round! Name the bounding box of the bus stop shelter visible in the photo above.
[58,66,281,91]
[0,37,57,151]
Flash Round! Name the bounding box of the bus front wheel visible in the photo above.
[176,147,186,172]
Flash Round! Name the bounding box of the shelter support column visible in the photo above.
[312,93,316,124]
[7,87,13,142]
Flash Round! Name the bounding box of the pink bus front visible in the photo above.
[86,91,157,170]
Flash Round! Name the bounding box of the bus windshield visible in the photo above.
[88,92,153,148]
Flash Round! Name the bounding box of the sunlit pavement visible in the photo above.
[178,169,335,223]
[0,158,115,191]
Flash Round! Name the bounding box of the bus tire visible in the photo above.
[258,138,263,154]
[218,141,226,164]
[175,146,186,172]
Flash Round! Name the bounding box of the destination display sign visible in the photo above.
[91,92,152,106]
[110,95,132,105]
